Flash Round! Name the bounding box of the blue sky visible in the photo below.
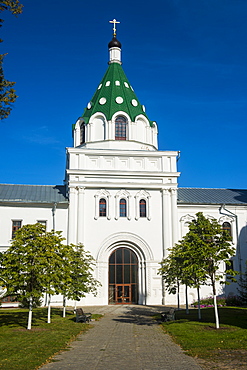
[1,0,246,188]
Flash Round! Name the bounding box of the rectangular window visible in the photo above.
[119,199,127,217]
[139,199,147,217]
[99,198,107,217]
[37,220,47,230]
[12,220,22,239]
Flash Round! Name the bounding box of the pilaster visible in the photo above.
[77,187,85,244]
[170,188,179,246]
[67,187,78,244]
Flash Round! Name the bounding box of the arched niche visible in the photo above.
[89,114,106,142]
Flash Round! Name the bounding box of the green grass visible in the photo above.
[161,307,247,359]
[0,307,98,370]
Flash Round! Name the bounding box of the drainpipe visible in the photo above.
[219,204,242,277]
[52,202,57,231]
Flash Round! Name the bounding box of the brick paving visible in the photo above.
[39,305,202,370]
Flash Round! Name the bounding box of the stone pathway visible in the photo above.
[39,305,202,370]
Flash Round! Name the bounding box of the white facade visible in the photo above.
[0,202,68,252]
[1,35,247,307]
[65,145,179,305]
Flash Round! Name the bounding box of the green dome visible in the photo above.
[81,62,154,126]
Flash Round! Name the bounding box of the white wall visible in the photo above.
[0,203,68,252]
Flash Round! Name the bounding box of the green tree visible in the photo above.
[160,212,237,328]
[160,240,204,316]
[1,223,67,329]
[175,232,209,319]
[0,1,23,119]
[183,212,236,328]
[61,243,100,316]
[159,248,183,309]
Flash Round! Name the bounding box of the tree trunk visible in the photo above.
[177,280,180,310]
[185,285,189,314]
[47,294,51,324]
[74,300,77,313]
[63,296,66,318]
[197,286,201,320]
[27,296,33,330]
[212,279,220,329]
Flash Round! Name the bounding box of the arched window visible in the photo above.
[139,199,146,218]
[119,198,127,217]
[99,198,106,217]
[222,222,232,239]
[109,247,138,304]
[115,116,127,140]
[80,122,85,144]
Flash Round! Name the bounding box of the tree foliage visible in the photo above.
[1,223,100,328]
[186,212,236,293]
[160,212,237,328]
[63,243,100,301]
[1,224,67,301]
[0,1,23,119]
[0,1,23,14]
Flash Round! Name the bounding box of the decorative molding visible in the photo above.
[135,190,151,220]
[180,214,195,223]
[114,189,131,220]
[94,189,111,220]
[219,215,234,224]
[96,232,154,262]
[205,215,216,221]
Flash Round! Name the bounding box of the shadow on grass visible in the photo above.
[0,308,72,328]
[173,307,247,329]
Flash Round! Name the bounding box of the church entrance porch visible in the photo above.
[109,247,138,304]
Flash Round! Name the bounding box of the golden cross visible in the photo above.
[109,18,120,37]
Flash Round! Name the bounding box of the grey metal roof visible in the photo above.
[0,184,68,204]
[178,188,247,205]
[0,184,246,206]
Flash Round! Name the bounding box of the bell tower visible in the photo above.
[72,20,158,151]
[66,20,180,306]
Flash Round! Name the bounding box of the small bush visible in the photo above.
[225,295,243,306]
[192,296,226,308]
[192,295,243,308]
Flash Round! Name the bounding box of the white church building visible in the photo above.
[1,26,247,307]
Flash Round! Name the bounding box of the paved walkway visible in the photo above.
[40,305,202,370]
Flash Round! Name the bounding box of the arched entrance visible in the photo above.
[109,247,138,304]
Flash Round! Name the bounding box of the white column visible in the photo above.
[161,188,171,257]
[67,187,78,245]
[170,188,179,246]
[161,188,171,305]
[139,260,147,305]
[77,187,85,244]
[127,195,131,220]
[139,261,143,305]
[74,127,79,147]
[115,194,119,220]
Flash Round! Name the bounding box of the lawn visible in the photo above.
[161,307,247,368]
[0,307,99,370]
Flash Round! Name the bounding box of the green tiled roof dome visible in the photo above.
[81,41,154,126]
